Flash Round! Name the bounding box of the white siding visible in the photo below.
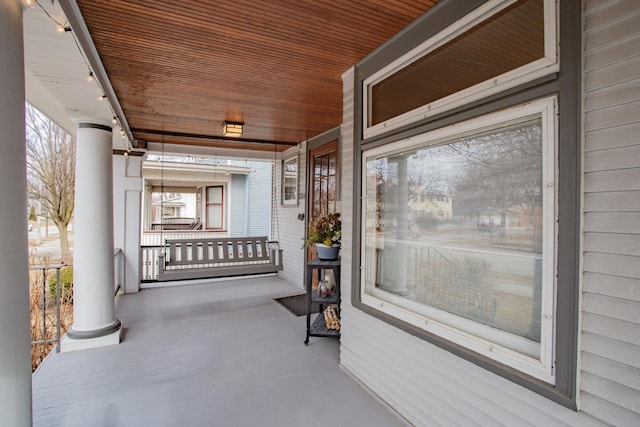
[246,161,271,236]
[582,0,640,425]
[273,146,306,288]
[229,174,247,236]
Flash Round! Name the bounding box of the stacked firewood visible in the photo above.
[323,305,340,331]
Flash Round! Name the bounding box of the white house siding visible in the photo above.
[273,145,306,288]
[582,0,640,425]
[230,174,247,236]
[246,161,272,236]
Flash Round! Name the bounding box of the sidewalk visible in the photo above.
[28,224,73,262]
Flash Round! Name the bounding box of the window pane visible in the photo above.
[371,0,545,126]
[329,153,337,176]
[328,175,336,200]
[207,205,223,229]
[312,201,321,219]
[321,175,328,201]
[363,116,544,358]
[284,176,297,201]
[283,157,298,204]
[321,154,329,175]
[207,186,222,203]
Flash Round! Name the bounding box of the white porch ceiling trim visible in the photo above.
[57,0,133,145]
[145,141,287,162]
[23,0,126,149]
[24,68,75,136]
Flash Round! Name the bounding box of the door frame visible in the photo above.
[304,127,340,274]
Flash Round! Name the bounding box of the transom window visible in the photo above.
[363,0,557,139]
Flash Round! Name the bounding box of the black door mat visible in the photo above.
[275,294,320,317]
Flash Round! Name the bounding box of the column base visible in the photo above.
[60,327,123,353]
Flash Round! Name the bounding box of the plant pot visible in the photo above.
[315,243,340,260]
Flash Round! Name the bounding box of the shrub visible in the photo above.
[48,266,73,303]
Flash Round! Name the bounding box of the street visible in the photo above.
[28,224,73,261]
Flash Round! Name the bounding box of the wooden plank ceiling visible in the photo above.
[76,0,438,152]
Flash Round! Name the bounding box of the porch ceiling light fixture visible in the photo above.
[222,121,243,137]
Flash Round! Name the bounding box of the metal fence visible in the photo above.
[374,244,497,325]
[29,264,64,354]
[30,250,124,360]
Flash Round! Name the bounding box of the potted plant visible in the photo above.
[305,212,341,260]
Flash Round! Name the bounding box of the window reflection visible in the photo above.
[364,117,544,356]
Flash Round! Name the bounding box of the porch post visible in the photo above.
[113,151,144,293]
[62,120,122,351]
[0,1,32,424]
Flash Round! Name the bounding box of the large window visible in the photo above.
[354,0,580,407]
[361,98,557,382]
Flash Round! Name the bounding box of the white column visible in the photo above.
[0,1,32,425]
[62,121,122,351]
[113,152,144,293]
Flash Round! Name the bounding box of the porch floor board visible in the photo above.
[32,276,406,427]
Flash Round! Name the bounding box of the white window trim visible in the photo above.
[205,185,225,230]
[360,97,558,383]
[281,154,299,206]
[362,0,558,140]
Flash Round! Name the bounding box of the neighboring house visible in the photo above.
[142,159,271,236]
[410,191,452,223]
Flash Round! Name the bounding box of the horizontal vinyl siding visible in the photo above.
[582,0,640,425]
[338,63,603,426]
[273,147,305,288]
[229,175,247,237]
[247,161,271,237]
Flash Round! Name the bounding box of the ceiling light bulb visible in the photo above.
[112,117,118,124]
[98,94,106,101]
[21,0,35,8]
[87,71,94,83]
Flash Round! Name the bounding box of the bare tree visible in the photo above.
[449,119,543,236]
[25,104,75,261]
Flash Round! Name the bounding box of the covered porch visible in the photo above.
[33,275,404,426]
[3,0,639,426]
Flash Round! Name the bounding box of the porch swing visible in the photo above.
[156,144,283,281]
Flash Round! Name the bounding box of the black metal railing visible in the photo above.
[29,264,64,355]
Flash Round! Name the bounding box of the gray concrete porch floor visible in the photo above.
[32,275,406,427]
